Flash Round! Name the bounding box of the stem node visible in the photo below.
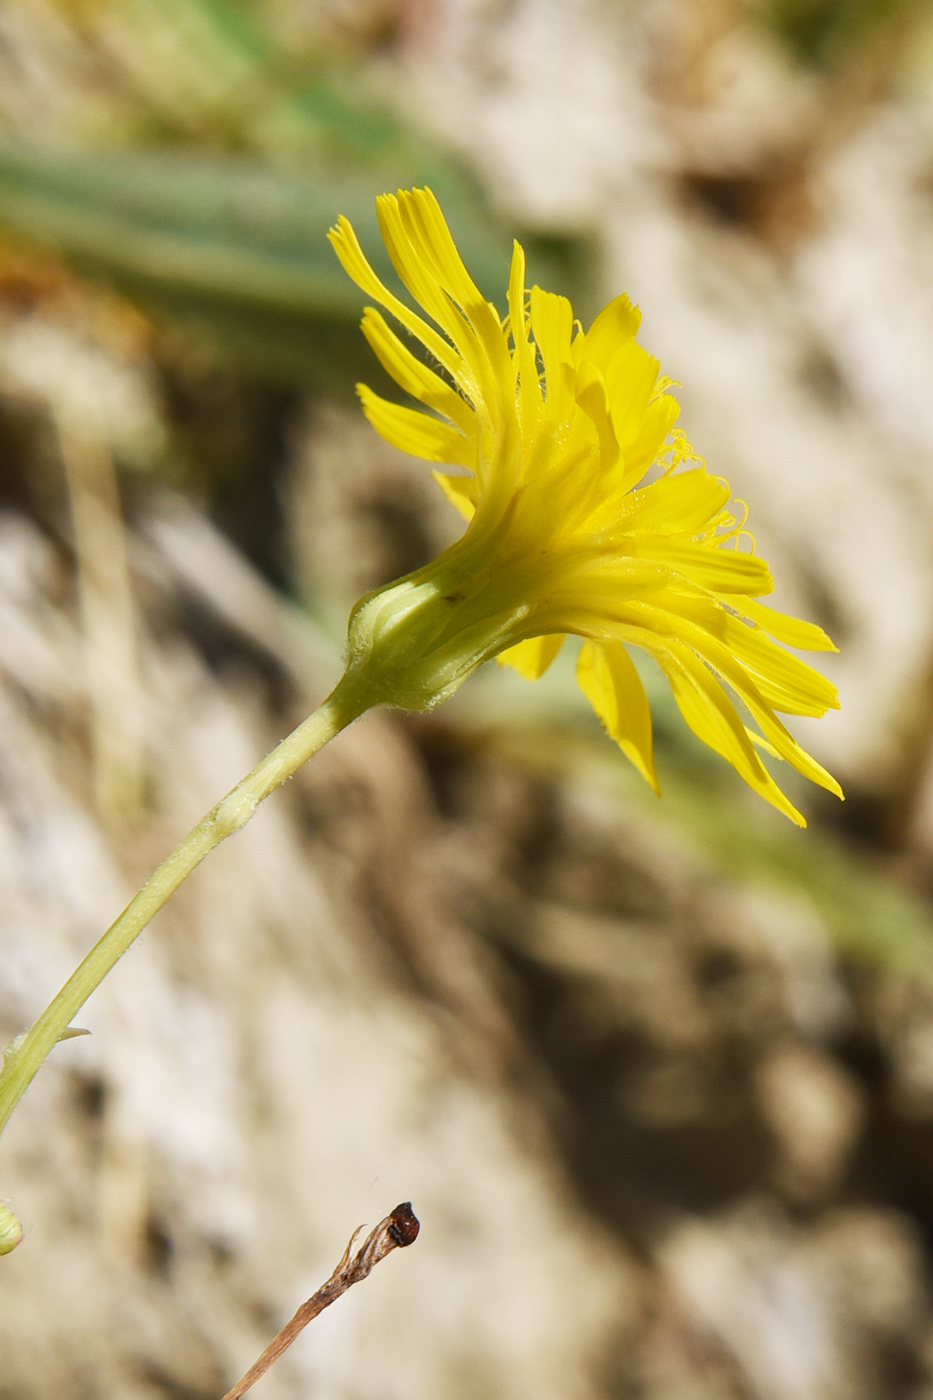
[214,788,259,837]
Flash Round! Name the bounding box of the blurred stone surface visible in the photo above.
[658,1201,927,1400]
[0,505,633,1400]
[3,482,933,1399]
[3,2,933,1398]
[754,1043,864,1201]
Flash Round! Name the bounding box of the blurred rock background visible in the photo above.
[2,1,933,1397]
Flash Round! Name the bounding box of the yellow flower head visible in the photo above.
[329,188,841,826]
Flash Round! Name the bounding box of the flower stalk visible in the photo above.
[0,671,373,1141]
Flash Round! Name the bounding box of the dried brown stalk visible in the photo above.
[220,1202,420,1400]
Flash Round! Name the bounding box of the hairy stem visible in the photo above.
[0,671,371,1140]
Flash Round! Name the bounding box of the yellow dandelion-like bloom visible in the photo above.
[329,188,842,825]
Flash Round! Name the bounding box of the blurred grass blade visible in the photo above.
[0,144,508,315]
[0,143,510,383]
[454,652,933,986]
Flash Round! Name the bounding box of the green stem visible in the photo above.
[0,671,371,1140]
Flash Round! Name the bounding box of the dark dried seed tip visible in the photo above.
[387,1202,420,1248]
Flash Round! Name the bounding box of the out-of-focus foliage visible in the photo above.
[755,0,922,69]
[0,0,519,384]
[0,143,508,387]
[454,649,933,986]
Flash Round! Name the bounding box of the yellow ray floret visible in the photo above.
[329,188,842,825]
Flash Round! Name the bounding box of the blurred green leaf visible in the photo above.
[451,652,933,986]
[0,142,512,386]
[0,1,587,383]
[754,0,921,68]
[81,0,414,158]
